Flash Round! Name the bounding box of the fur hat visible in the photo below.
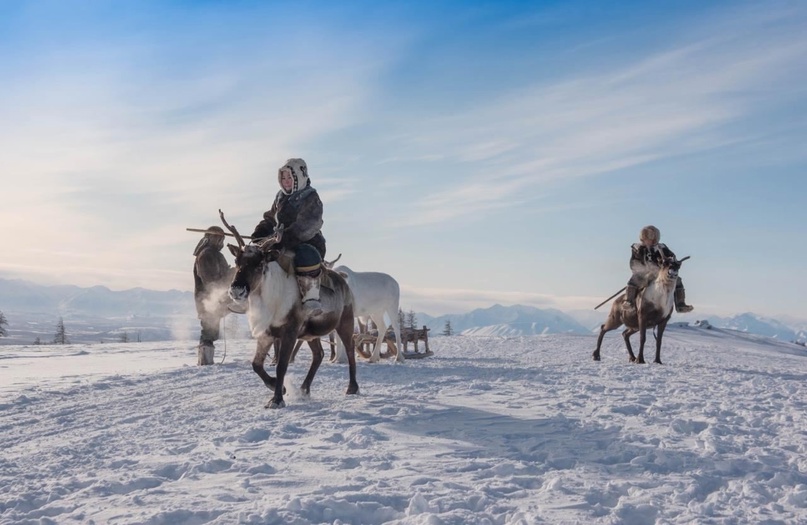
[193,226,225,256]
[278,158,310,195]
[640,225,660,244]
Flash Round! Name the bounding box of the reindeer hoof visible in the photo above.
[592,352,601,361]
[346,383,359,395]
[266,399,286,409]
[654,359,663,365]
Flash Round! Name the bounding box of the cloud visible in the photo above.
[0,6,404,291]
[384,4,807,227]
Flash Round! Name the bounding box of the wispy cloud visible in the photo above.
[0,5,403,290]
[384,5,807,226]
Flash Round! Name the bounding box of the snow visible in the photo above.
[1,326,806,524]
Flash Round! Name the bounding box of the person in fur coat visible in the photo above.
[624,225,693,314]
[250,158,328,316]
[193,226,235,365]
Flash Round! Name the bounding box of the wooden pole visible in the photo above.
[594,287,626,310]
[186,228,253,240]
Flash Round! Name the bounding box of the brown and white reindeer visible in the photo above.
[593,256,689,364]
[219,211,359,408]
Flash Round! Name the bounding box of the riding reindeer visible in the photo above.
[220,211,359,408]
[593,256,689,364]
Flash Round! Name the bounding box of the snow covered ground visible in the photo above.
[1,326,806,524]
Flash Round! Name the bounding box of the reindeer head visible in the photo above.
[659,255,688,281]
[219,209,283,303]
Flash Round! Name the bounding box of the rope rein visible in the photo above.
[219,318,227,365]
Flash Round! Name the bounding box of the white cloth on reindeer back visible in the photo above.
[278,158,310,195]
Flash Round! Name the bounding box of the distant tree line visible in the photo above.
[397,308,420,331]
[2,312,143,345]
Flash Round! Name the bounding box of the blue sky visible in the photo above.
[1,0,806,318]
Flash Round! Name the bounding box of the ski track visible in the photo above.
[1,327,806,524]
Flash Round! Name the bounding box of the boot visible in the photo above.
[294,243,325,318]
[297,274,324,318]
[675,287,694,313]
[622,285,638,314]
[197,340,215,366]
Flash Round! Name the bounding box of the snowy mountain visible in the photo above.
[0,278,196,345]
[564,308,807,343]
[419,304,590,336]
[707,312,805,341]
[0,277,192,317]
[3,277,806,345]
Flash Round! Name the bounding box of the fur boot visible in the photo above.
[297,275,323,317]
[197,340,215,366]
[675,286,694,313]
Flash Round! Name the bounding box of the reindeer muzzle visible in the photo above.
[229,285,250,303]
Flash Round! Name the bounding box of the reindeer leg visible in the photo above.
[369,314,383,363]
[339,307,360,395]
[267,328,297,409]
[329,331,336,362]
[593,327,607,361]
[391,312,404,363]
[594,304,624,361]
[622,328,637,362]
[289,339,304,364]
[252,332,278,390]
[637,324,647,364]
[301,338,325,396]
[654,318,670,364]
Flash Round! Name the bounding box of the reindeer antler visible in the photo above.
[218,209,246,249]
[256,223,285,252]
[324,253,342,269]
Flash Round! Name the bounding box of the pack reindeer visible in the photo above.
[332,264,404,363]
[219,211,359,408]
[291,259,404,364]
[593,256,689,364]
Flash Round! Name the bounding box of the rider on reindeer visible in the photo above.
[250,158,328,317]
[623,225,693,315]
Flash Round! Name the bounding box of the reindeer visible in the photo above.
[331,265,404,363]
[219,211,359,408]
[593,256,689,364]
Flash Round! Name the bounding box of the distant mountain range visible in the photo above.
[416,306,807,343]
[418,304,591,336]
[564,310,807,343]
[700,312,807,342]
[1,277,805,345]
[0,278,199,345]
[0,278,192,317]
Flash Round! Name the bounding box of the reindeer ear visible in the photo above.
[227,244,240,257]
